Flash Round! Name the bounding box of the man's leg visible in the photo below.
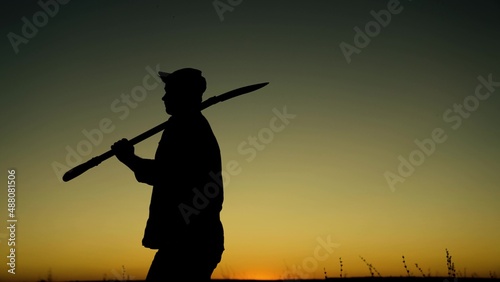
[145,249,222,281]
[145,250,166,281]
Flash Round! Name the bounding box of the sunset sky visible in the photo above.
[1,1,500,281]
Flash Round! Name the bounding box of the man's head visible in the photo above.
[159,68,206,115]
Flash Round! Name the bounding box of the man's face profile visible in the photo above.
[162,81,202,115]
[162,82,181,115]
[160,68,205,116]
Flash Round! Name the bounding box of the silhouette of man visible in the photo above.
[111,68,224,281]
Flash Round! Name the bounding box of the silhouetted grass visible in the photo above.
[60,248,499,282]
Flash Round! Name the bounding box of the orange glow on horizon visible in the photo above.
[220,272,281,281]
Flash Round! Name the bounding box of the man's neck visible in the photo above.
[170,109,202,118]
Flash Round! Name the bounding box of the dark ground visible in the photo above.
[211,278,499,282]
[79,278,499,282]
[64,278,500,282]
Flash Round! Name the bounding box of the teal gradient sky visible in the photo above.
[1,1,499,281]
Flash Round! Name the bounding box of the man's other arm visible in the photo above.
[111,138,158,185]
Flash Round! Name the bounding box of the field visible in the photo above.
[58,278,500,282]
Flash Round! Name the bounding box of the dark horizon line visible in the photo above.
[25,276,500,282]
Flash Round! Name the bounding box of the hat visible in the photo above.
[158,68,206,96]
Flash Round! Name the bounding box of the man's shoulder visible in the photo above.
[163,113,215,138]
[167,112,211,127]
